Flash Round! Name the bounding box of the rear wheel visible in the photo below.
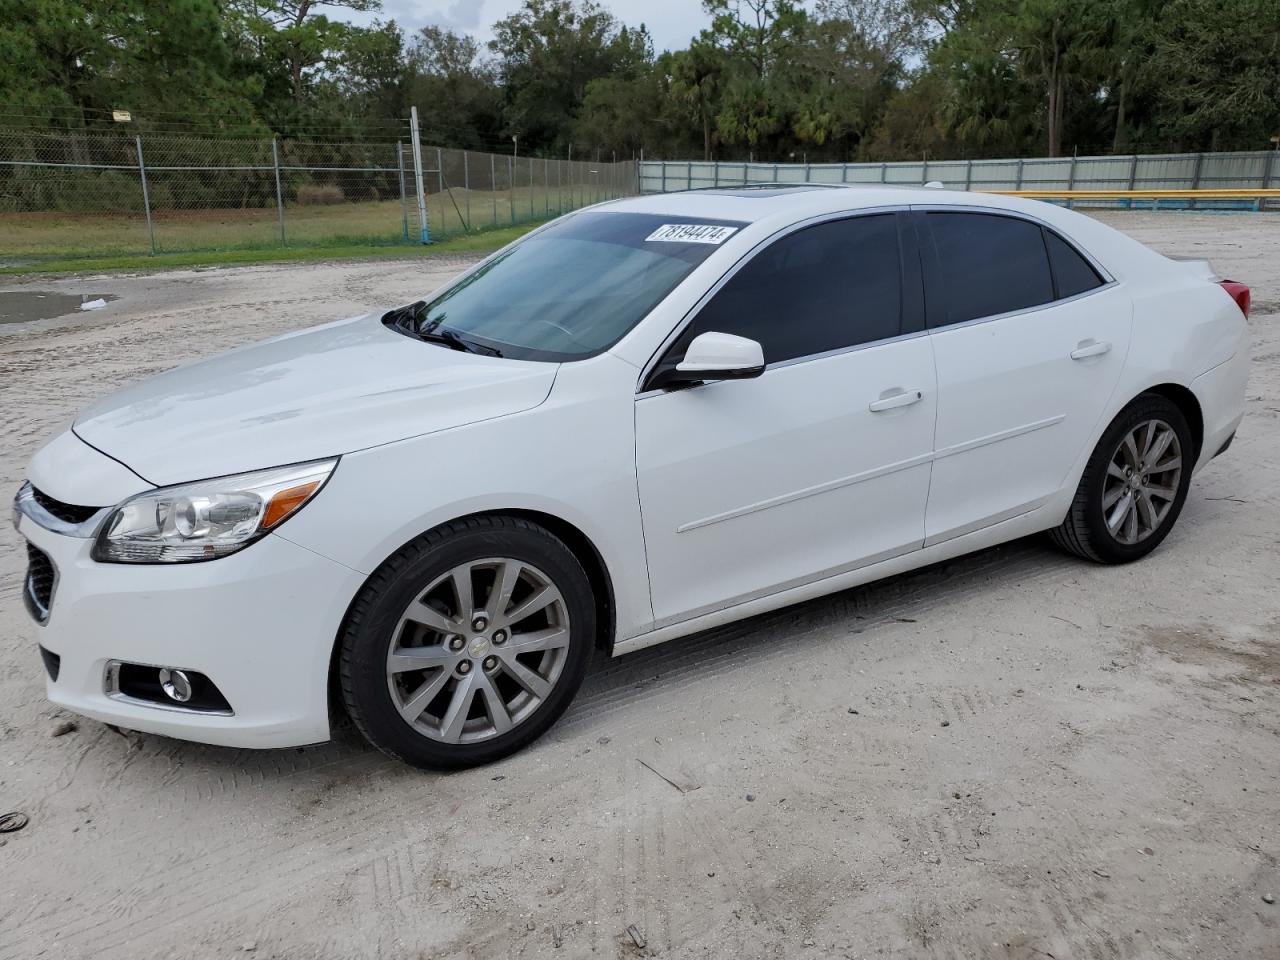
[339,516,594,769]
[1051,394,1194,564]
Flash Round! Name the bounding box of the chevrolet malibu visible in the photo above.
[13,186,1250,769]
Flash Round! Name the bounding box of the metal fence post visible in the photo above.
[397,141,409,242]
[530,159,535,218]
[135,135,156,255]
[1015,158,1024,189]
[1190,151,1204,210]
[271,137,286,246]
[880,162,887,183]
[965,158,973,190]
[687,160,692,190]
[508,155,515,225]
[463,151,471,231]
[490,153,498,226]
[1066,152,1077,191]
[545,158,550,216]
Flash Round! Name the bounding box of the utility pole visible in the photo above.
[409,106,430,244]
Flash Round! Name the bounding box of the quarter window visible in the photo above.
[927,212,1054,326]
[1045,230,1105,299]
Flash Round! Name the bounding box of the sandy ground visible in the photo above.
[0,213,1278,960]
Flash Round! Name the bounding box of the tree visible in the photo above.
[405,26,503,149]
[1148,0,1280,151]
[489,0,654,154]
[232,0,382,105]
[668,41,726,160]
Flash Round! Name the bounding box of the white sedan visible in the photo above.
[13,186,1249,768]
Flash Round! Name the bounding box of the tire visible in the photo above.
[1050,393,1194,564]
[339,516,595,770]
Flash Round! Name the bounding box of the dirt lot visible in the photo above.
[0,213,1278,960]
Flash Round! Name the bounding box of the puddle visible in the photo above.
[0,291,118,324]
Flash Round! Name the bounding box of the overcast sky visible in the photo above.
[339,0,725,54]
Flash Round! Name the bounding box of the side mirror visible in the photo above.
[659,332,765,388]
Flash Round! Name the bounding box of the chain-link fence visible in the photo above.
[0,127,639,264]
[641,152,1280,210]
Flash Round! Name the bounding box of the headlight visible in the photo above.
[92,459,337,564]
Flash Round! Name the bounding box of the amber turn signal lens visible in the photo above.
[262,480,323,529]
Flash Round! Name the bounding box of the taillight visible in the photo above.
[1218,280,1250,318]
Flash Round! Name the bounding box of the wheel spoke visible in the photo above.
[1123,500,1139,543]
[1150,455,1180,475]
[1143,429,1173,470]
[1122,432,1141,469]
[1107,460,1128,481]
[1139,421,1158,461]
[498,583,561,628]
[506,626,570,653]
[486,560,523,624]
[439,673,477,742]
[405,600,461,634]
[1145,482,1177,501]
[476,673,513,735]
[1134,490,1157,531]
[1106,491,1133,532]
[1102,483,1126,509]
[451,564,475,621]
[397,669,451,723]
[387,645,454,673]
[502,657,552,699]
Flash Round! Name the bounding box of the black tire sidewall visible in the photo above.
[1080,396,1194,563]
[340,520,595,770]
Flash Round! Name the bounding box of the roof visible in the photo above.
[601,183,1031,225]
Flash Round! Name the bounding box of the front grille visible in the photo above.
[31,486,101,525]
[24,542,55,623]
[38,646,60,682]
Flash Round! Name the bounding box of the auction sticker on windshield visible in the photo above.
[644,224,739,244]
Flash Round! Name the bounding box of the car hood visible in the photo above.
[73,314,558,486]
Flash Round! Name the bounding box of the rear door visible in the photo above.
[918,209,1132,544]
[634,212,937,627]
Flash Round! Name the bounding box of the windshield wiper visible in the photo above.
[382,301,503,357]
[419,326,504,358]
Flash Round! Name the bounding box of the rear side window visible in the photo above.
[927,213,1054,325]
[677,214,903,365]
[1045,230,1105,298]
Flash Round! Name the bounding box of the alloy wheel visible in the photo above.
[1102,418,1183,546]
[386,558,571,743]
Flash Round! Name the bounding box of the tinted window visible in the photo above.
[927,213,1054,325]
[676,214,902,366]
[389,212,746,361]
[1045,230,1104,298]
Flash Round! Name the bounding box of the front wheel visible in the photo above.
[338,516,595,769]
[1051,394,1194,564]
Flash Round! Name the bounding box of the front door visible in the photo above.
[634,212,938,628]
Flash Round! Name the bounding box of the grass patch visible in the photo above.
[0,223,541,276]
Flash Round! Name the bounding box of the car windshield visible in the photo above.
[387,212,747,361]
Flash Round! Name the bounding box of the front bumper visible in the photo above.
[15,509,365,749]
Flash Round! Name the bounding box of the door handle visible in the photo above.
[868,389,924,413]
[1070,339,1112,360]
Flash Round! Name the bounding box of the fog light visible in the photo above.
[159,668,193,703]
